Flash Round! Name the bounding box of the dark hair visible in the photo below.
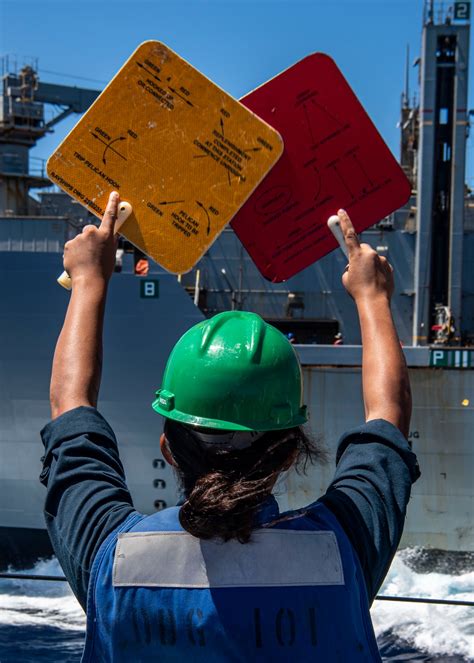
[164,419,326,544]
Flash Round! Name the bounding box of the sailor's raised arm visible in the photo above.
[49,191,119,418]
[338,209,412,436]
[42,191,136,611]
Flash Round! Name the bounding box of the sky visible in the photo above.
[0,0,472,185]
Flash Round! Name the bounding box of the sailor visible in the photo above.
[40,192,420,662]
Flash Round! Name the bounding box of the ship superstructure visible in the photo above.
[181,2,473,348]
[0,1,472,567]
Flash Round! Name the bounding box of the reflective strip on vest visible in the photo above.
[113,529,344,588]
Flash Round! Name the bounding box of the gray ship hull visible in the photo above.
[0,251,472,567]
[293,359,474,552]
[0,251,203,567]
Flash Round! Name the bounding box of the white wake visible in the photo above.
[0,558,84,631]
[372,553,474,660]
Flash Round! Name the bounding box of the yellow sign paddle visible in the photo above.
[47,41,283,274]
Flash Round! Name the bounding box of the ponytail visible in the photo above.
[164,420,325,543]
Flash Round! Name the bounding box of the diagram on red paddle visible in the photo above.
[233,53,411,282]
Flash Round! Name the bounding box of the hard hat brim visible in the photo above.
[152,397,308,432]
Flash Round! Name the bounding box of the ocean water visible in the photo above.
[0,558,85,662]
[0,552,473,662]
[372,554,474,662]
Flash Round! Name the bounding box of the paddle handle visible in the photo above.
[327,215,349,259]
[58,202,133,290]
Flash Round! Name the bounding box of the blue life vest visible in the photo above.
[82,498,382,662]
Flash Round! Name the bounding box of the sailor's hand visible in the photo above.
[63,191,119,285]
[339,209,394,303]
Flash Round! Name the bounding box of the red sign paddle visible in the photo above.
[233,54,411,282]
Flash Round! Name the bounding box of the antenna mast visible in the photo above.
[404,44,410,107]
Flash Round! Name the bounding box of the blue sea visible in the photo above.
[0,552,473,662]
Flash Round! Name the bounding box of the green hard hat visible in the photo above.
[152,311,308,431]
